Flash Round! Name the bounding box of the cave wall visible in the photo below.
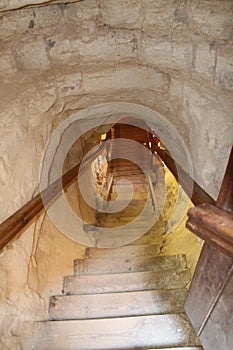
[0,1,232,349]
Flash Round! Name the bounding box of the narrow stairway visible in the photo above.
[35,243,202,349]
[34,121,202,349]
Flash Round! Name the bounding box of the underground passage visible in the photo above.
[0,1,232,349]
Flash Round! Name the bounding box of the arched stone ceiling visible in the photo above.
[0,0,232,222]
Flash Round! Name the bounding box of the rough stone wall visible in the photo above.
[0,0,232,198]
[0,1,232,348]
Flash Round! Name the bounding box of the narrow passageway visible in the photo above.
[34,121,203,349]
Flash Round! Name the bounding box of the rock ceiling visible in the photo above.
[0,0,81,13]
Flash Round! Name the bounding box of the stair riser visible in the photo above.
[49,289,187,320]
[111,192,149,200]
[97,221,151,228]
[85,245,161,259]
[86,228,162,248]
[34,314,201,350]
[74,255,187,276]
[63,269,190,295]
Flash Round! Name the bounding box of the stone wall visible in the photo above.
[0,0,232,348]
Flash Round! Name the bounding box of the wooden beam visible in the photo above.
[184,145,233,343]
[187,203,233,242]
[216,145,233,212]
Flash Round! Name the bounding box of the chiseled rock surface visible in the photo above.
[0,0,80,12]
[0,0,232,349]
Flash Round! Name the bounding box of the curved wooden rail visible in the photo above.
[0,142,107,252]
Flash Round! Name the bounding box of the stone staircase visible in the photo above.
[34,243,202,349]
[34,128,202,349]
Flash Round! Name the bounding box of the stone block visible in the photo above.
[141,37,193,70]
[215,46,233,90]
[47,28,137,65]
[0,47,17,80]
[0,5,63,41]
[181,82,233,198]
[188,0,233,41]
[14,38,50,70]
[99,0,143,29]
[64,0,99,22]
[82,65,169,94]
[169,78,183,99]
[143,0,188,36]
[32,4,63,31]
[195,42,216,81]
[46,34,81,66]
[76,29,137,62]
[56,70,82,97]
[0,8,35,41]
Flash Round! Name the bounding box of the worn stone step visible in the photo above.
[35,314,201,350]
[113,174,147,182]
[105,198,149,207]
[101,214,152,222]
[74,255,187,276]
[89,221,166,248]
[111,191,149,200]
[97,219,150,228]
[111,168,143,175]
[87,228,164,248]
[64,269,190,295]
[49,289,187,320]
[85,244,161,259]
[112,182,148,192]
[97,215,149,224]
[97,206,153,219]
[85,226,159,248]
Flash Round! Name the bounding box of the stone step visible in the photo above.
[74,255,187,276]
[97,215,149,223]
[34,314,201,350]
[111,167,145,176]
[49,289,187,320]
[97,206,153,219]
[97,219,150,228]
[85,244,161,259]
[63,269,190,295]
[113,178,147,184]
[90,230,164,248]
[106,198,149,207]
[112,182,148,192]
[85,226,159,248]
[111,191,149,200]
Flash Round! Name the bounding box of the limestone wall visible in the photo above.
[0,1,232,349]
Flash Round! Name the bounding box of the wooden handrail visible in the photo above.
[105,174,114,201]
[150,137,215,206]
[186,145,233,257]
[147,173,157,211]
[0,142,107,252]
[186,203,233,257]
